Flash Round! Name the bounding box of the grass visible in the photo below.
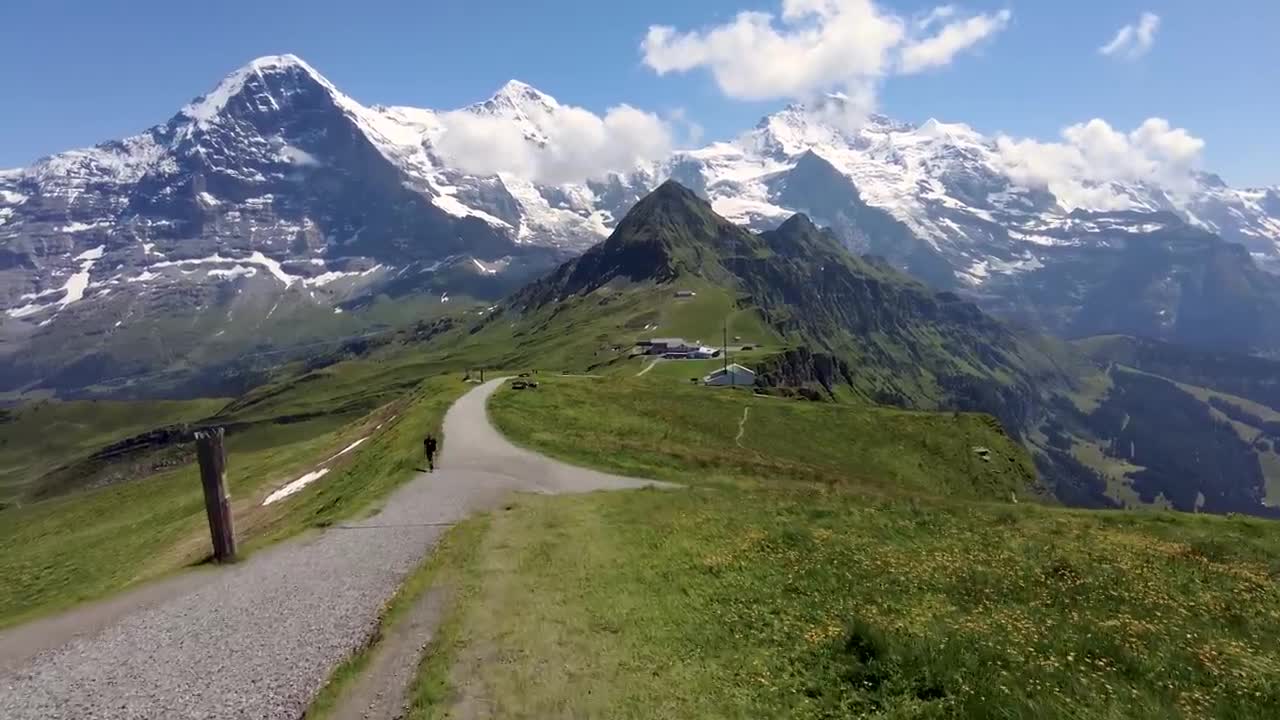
[653,281,779,347]
[411,375,1280,719]
[1070,438,1154,509]
[0,363,470,628]
[403,515,496,719]
[0,397,227,503]
[490,376,1034,500]
[435,278,782,378]
[1171,380,1280,506]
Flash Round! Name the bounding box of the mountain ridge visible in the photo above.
[4,54,1280,396]
[510,180,1050,432]
[483,181,1280,517]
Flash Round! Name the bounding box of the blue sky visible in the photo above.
[1,0,1276,186]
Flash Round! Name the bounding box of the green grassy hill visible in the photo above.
[5,181,1279,634]
[399,375,1280,720]
[3,179,1280,717]
[491,375,1035,501]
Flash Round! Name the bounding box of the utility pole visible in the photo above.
[195,428,236,563]
[723,323,729,375]
[727,220,735,387]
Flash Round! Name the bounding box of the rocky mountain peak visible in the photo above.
[471,79,560,118]
[178,54,339,129]
[494,79,557,105]
[616,180,716,234]
[767,212,837,257]
[1259,188,1280,216]
[463,80,562,147]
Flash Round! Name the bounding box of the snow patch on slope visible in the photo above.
[5,245,105,319]
[149,251,301,285]
[304,264,384,287]
[208,265,259,280]
[262,468,330,506]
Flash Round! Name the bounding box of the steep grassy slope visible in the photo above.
[0,398,227,504]
[446,277,782,376]
[1051,335,1280,514]
[0,280,481,401]
[9,180,1279,635]
[0,357,469,627]
[1075,334,1280,410]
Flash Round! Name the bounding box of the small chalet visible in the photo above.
[704,363,756,387]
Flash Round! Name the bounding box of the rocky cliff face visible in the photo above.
[973,212,1280,354]
[753,347,856,399]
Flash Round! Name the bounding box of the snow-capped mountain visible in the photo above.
[3,54,1279,396]
[0,56,600,395]
[657,100,1280,283]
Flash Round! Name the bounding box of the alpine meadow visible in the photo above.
[3,2,1280,718]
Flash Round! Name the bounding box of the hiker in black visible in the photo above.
[424,435,438,471]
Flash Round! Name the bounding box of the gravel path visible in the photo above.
[0,378,670,719]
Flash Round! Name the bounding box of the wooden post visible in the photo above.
[195,428,237,562]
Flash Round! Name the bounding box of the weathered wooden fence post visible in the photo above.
[195,428,237,562]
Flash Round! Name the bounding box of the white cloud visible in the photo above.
[915,5,958,31]
[667,107,705,146]
[1099,12,1160,59]
[995,117,1205,209]
[641,0,1012,122]
[900,9,1011,73]
[434,103,674,185]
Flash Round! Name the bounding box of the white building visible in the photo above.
[704,363,756,387]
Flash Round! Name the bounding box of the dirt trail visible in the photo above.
[735,406,751,447]
[636,357,662,376]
